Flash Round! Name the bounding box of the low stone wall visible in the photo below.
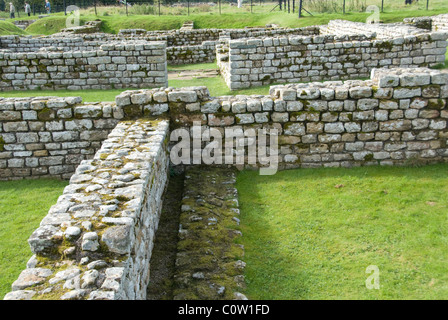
[0,89,173,180]
[2,66,448,300]
[115,67,448,170]
[2,67,448,180]
[166,41,216,65]
[218,31,447,90]
[0,35,113,52]
[0,41,168,91]
[0,26,319,70]
[131,26,320,47]
[320,19,427,39]
[403,14,448,33]
[4,118,170,300]
[0,97,118,180]
[432,14,448,32]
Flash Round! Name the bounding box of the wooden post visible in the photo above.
[381,0,384,13]
[188,0,190,15]
[94,0,97,16]
[343,0,346,14]
[298,0,302,17]
[426,0,429,10]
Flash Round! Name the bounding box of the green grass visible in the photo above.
[236,164,448,299]
[0,179,68,299]
[12,1,447,36]
[0,77,271,101]
[0,20,27,35]
[167,62,219,71]
[0,88,126,102]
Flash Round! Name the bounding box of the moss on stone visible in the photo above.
[428,99,445,110]
[364,153,374,161]
[0,135,5,151]
[37,106,55,121]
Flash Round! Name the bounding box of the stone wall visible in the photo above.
[2,67,448,180]
[218,32,447,90]
[115,67,448,170]
[0,26,320,70]
[320,20,427,38]
[125,26,320,47]
[0,97,117,180]
[0,34,123,52]
[431,14,448,32]
[0,41,167,91]
[403,14,448,33]
[4,118,170,300]
[0,90,172,180]
[2,66,448,300]
[166,41,216,65]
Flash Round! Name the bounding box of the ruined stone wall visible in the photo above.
[4,119,170,300]
[115,67,448,170]
[2,67,448,180]
[166,41,216,65]
[0,26,320,69]
[0,35,114,52]
[432,14,448,32]
[0,89,173,180]
[0,97,122,180]
[2,67,448,300]
[320,20,427,38]
[403,14,448,33]
[218,32,447,90]
[131,26,320,46]
[0,41,167,91]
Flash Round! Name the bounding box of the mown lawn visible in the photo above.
[0,179,68,299]
[236,164,448,299]
[1,0,443,36]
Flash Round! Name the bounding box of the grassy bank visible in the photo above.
[0,20,28,35]
[14,1,448,36]
[0,179,68,299]
[236,164,448,299]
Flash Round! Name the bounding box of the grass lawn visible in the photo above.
[0,0,441,36]
[236,164,448,299]
[23,8,448,35]
[0,20,27,35]
[0,179,68,299]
